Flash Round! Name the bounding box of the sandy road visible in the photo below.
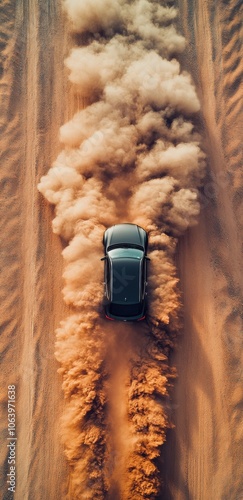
[0,0,242,499]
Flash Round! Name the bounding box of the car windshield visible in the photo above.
[109,302,143,317]
[109,248,143,259]
[107,243,144,251]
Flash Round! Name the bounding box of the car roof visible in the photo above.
[110,257,141,304]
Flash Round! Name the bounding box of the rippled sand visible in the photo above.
[0,0,242,499]
[162,1,243,498]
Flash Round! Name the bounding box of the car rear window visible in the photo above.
[110,303,143,317]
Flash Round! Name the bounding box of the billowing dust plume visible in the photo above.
[38,0,205,498]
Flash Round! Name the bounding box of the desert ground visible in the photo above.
[0,1,242,499]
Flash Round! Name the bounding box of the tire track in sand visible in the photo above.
[17,1,69,498]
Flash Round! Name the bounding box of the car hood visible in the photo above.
[107,224,145,249]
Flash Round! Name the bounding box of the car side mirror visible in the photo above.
[100,256,107,261]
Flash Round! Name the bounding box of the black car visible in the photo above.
[101,223,149,321]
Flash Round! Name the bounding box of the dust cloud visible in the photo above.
[38,0,205,497]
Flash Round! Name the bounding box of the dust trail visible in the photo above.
[38,0,205,497]
[55,312,107,499]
